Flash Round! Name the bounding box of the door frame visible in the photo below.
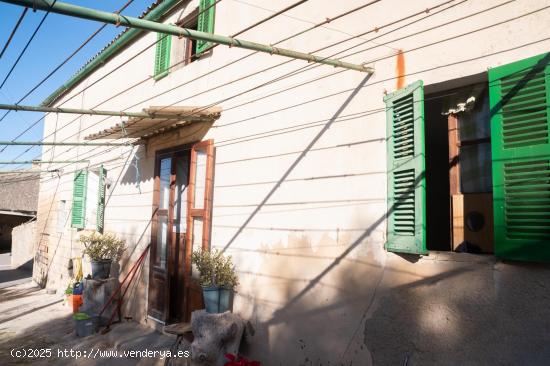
[148,143,194,323]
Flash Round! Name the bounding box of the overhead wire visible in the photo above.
[8,33,549,187]
[0,0,57,89]
[4,0,474,176]
[12,0,449,167]
[2,0,540,183]
[0,7,28,59]
[3,0,474,182]
[0,0,224,153]
[0,0,135,135]
[0,0,371,154]
[4,31,550,185]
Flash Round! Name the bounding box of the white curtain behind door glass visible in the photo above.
[193,151,206,209]
[157,216,168,269]
[174,157,188,233]
[191,218,203,278]
[159,158,171,210]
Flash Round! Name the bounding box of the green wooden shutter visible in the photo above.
[488,52,550,262]
[96,166,107,233]
[71,170,88,229]
[154,32,171,79]
[196,0,215,54]
[384,81,427,255]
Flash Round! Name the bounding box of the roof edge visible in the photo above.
[41,0,183,107]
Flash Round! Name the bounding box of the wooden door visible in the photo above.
[183,139,215,321]
[169,152,190,322]
[148,156,173,322]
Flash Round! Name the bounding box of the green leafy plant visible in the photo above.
[64,281,74,296]
[191,249,238,288]
[80,231,125,262]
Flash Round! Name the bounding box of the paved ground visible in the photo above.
[0,282,190,365]
[0,252,32,289]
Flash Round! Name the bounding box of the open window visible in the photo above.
[174,8,199,67]
[71,166,107,232]
[385,52,550,263]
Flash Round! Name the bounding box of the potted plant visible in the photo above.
[191,249,238,313]
[80,232,125,280]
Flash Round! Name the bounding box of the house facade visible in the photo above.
[33,0,550,364]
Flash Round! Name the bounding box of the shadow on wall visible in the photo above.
[120,145,152,186]
[213,72,550,365]
[236,235,550,365]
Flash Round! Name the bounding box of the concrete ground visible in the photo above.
[1,252,550,365]
[0,281,189,365]
[0,252,32,289]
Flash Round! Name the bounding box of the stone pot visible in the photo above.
[90,260,112,279]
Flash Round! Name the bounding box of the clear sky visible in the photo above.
[0,0,153,170]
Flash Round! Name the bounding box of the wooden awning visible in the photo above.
[84,106,221,140]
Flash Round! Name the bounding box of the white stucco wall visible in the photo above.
[33,0,550,363]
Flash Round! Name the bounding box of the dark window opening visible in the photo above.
[176,8,199,66]
[424,80,494,253]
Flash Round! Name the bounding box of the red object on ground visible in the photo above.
[68,294,83,313]
[224,353,261,366]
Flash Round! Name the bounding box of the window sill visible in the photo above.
[153,70,169,81]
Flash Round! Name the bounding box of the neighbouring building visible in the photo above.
[0,170,38,268]
[32,0,550,364]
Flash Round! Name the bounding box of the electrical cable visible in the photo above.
[0,0,57,89]
[0,0,225,153]
[3,0,536,180]
[6,32,548,187]
[0,7,28,59]
[13,0,448,166]
[0,0,134,125]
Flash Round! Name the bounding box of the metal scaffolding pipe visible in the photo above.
[0,0,373,73]
[0,170,59,173]
[0,102,189,119]
[0,160,89,164]
[0,140,131,146]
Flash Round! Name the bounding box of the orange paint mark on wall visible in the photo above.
[396,50,405,89]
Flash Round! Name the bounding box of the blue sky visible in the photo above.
[0,0,153,170]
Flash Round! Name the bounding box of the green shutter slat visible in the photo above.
[97,166,107,233]
[384,80,427,255]
[71,170,88,229]
[196,0,215,54]
[489,51,550,262]
[154,33,171,79]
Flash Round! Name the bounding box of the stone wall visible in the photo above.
[11,220,36,270]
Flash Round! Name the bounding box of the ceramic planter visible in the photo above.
[90,260,112,279]
[202,286,234,313]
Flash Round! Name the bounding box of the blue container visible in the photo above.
[202,286,234,313]
[73,281,83,295]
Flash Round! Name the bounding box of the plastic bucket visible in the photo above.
[74,313,97,337]
[91,260,111,279]
[68,294,83,313]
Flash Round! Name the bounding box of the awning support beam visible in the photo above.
[0,102,195,119]
[0,160,89,164]
[0,140,133,146]
[0,0,374,73]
